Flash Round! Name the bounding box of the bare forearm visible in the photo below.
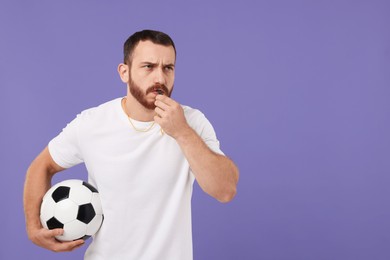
[153,95,239,202]
[24,162,53,235]
[24,148,84,251]
[24,147,63,235]
[176,127,239,202]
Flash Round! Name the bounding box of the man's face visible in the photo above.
[127,40,175,110]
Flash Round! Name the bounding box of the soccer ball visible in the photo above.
[40,179,104,241]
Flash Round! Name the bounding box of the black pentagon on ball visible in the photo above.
[52,186,70,203]
[82,181,98,193]
[46,217,64,230]
[77,203,96,224]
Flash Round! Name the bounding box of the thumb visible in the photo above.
[47,228,63,238]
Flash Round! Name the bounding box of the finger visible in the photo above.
[155,94,165,101]
[154,115,162,125]
[155,99,170,111]
[154,107,166,117]
[67,239,85,250]
[155,95,176,106]
[70,241,85,251]
[54,239,85,252]
[45,228,63,238]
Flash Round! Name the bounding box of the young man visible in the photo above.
[24,30,239,260]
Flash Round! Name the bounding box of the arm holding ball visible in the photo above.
[23,146,85,252]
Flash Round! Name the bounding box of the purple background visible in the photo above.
[1,0,389,259]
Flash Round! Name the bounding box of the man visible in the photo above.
[24,29,239,259]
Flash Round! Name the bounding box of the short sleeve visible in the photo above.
[198,116,224,156]
[48,114,84,168]
[185,107,224,156]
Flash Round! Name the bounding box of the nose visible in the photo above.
[153,67,166,85]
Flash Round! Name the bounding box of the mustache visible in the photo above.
[146,84,169,95]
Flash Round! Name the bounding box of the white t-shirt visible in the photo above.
[48,98,223,260]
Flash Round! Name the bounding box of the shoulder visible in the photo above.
[182,105,223,153]
[182,105,206,123]
[77,98,122,121]
[182,105,214,131]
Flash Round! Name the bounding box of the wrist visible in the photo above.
[26,219,43,235]
[174,125,195,143]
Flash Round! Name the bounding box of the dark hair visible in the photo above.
[123,29,176,64]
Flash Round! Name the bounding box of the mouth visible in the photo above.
[148,85,167,96]
[155,89,164,95]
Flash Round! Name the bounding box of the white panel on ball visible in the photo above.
[40,197,56,224]
[54,200,79,223]
[86,214,104,236]
[58,220,87,241]
[91,193,103,215]
[69,184,93,205]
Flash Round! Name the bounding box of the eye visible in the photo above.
[164,66,174,71]
[141,63,155,70]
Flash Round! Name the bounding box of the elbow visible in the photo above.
[216,186,237,203]
[217,167,239,203]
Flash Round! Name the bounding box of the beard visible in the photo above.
[128,76,173,110]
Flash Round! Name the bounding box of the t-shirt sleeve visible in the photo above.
[190,109,225,156]
[48,114,84,169]
[199,117,224,156]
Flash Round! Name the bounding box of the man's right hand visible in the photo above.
[28,228,85,252]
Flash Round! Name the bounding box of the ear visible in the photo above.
[117,63,129,83]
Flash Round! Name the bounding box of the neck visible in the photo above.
[122,94,155,122]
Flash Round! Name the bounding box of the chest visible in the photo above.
[79,127,190,193]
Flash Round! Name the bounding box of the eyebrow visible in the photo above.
[139,61,175,67]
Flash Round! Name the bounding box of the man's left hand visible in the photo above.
[154,95,191,139]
